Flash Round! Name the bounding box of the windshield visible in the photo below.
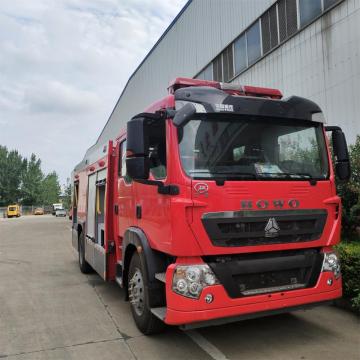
[178,116,329,180]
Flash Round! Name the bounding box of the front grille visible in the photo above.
[205,248,323,298]
[202,209,327,247]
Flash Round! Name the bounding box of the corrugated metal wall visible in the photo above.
[82,0,359,165]
[232,0,360,145]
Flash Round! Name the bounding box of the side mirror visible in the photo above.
[127,117,149,157]
[126,112,164,180]
[325,126,351,181]
[126,116,150,180]
[126,157,150,180]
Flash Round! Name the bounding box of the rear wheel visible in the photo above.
[128,252,165,335]
[78,232,92,274]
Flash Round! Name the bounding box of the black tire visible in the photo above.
[78,232,92,274]
[128,252,165,335]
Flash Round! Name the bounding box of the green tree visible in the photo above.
[0,146,26,206]
[40,171,61,205]
[348,135,360,195]
[21,154,43,205]
[0,146,9,205]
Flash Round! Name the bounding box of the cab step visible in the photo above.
[155,272,166,283]
[151,307,167,321]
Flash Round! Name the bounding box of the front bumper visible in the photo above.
[164,265,341,326]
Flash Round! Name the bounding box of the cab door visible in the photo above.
[134,120,172,252]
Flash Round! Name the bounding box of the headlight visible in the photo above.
[172,264,219,299]
[322,252,341,279]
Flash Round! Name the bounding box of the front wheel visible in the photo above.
[128,252,165,335]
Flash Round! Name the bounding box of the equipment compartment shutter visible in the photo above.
[96,169,107,183]
[86,173,97,239]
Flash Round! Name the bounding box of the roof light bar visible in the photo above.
[168,77,282,99]
[240,85,283,99]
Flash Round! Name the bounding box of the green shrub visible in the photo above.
[336,242,360,313]
[334,135,360,239]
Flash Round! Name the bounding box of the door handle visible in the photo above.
[136,205,142,219]
[114,204,119,215]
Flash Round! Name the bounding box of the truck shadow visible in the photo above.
[198,310,337,349]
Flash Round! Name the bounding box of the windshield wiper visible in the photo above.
[285,173,320,185]
[210,172,258,179]
[258,172,312,178]
[190,171,258,183]
[189,170,257,178]
[258,172,319,185]
[284,173,313,179]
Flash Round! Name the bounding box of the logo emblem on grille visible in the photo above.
[265,218,280,238]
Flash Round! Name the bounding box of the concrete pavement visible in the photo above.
[0,215,359,359]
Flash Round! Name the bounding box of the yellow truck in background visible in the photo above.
[6,205,21,218]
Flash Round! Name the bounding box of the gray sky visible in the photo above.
[0,0,187,184]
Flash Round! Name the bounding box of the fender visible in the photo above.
[122,227,168,305]
[72,221,86,251]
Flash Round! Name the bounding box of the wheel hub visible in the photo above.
[129,268,145,316]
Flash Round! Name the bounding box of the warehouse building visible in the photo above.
[81,0,359,166]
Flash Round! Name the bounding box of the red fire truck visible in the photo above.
[71,78,351,334]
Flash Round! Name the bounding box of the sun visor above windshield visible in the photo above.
[174,86,324,122]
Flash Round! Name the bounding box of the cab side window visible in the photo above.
[148,121,166,180]
[119,140,132,184]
